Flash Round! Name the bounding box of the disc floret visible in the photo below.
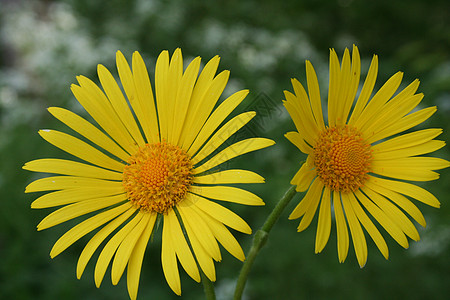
[123,142,193,213]
[314,125,372,193]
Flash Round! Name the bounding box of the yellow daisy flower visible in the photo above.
[284,45,449,267]
[24,49,274,299]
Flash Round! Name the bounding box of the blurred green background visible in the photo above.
[1,0,449,299]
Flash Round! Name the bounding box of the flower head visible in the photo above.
[284,45,449,267]
[24,49,274,299]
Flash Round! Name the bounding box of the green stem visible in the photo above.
[233,185,298,300]
[201,269,216,300]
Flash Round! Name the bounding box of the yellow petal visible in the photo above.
[348,54,378,125]
[37,193,127,231]
[194,169,264,184]
[367,176,440,208]
[127,213,157,300]
[284,78,320,139]
[366,106,436,144]
[334,48,353,126]
[372,140,446,160]
[115,51,136,109]
[289,178,321,220]
[354,189,408,248]
[130,51,160,144]
[179,210,216,282]
[111,213,152,285]
[48,107,130,162]
[361,82,421,136]
[297,180,324,232]
[166,210,200,282]
[23,158,123,181]
[305,61,325,130]
[39,129,124,172]
[196,209,245,261]
[76,207,136,279]
[181,70,229,149]
[186,90,249,156]
[186,193,252,234]
[50,202,131,258]
[126,212,156,300]
[165,48,183,143]
[171,57,201,145]
[193,138,274,174]
[372,156,449,170]
[180,55,221,149]
[31,186,124,209]
[189,186,264,206]
[342,193,368,268]
[161,212,181,295]
[353,71,403,130]
[376,168,439,182]
[340,45,361,125]
[72,77,138,155]
[97,64,145,147]
[315,187,331,253]
[371,128,443,153]
[94,212,144,288]
[327,49,341,127]
[371,161,441,181]
[290,161,316,192]
[177,205,221,261]
[25,176,122,193]
[333,191,349,263]
[155,50,170,141]
[285,131,312,154]
[362,186,420,241]
[365,179,426,227]
[283,90,318,146]
[347,192,389,260]
[191,112,256,164]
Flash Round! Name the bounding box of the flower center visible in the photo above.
[122,142,193,214]
[313,125,372,193]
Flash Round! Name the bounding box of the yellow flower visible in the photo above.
[284,45,449,267]
[24,49,274,299]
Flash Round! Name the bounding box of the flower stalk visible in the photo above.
[233,185,298,300]
[201,270,216,300]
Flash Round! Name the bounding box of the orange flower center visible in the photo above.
[313,125,372,193]
[122,142,193,213]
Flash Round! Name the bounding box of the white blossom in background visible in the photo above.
[0,0,124,123]
[193,19,317,66]
[410,219,450,257]
[187,19,318,93]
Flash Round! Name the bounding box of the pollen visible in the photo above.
[313,125,372,193]
[122,141,193,214]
